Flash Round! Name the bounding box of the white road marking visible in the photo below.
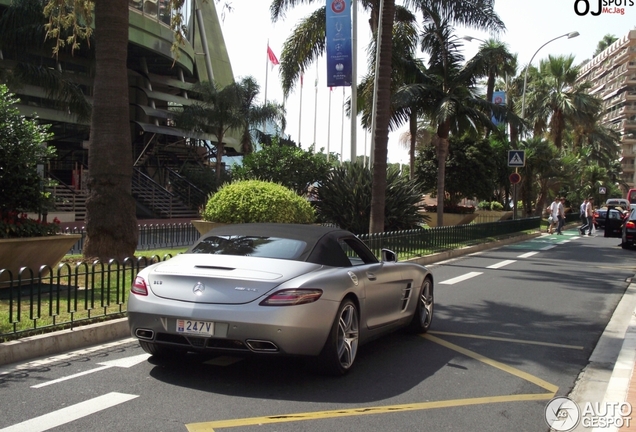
[486,260,517,269]
[517,252,539,258]
[0,392,138,432]
[0,338,137,375]
[31,353,150,389]
[439,272,483,285]
[540,245,556,250]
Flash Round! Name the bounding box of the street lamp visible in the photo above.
[520,31,579,118]
[461,35,485,43]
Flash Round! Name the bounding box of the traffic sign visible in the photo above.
[508,150,526,167]
[599,187,607,194]
[509,172,521,184]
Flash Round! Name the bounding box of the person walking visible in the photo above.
[580,198,588,226]
[580,197,594,236]
[556,197,566,235]
[549,197,559,234]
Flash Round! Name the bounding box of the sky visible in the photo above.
[217,0,636,164]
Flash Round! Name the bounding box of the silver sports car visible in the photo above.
[128,223,434,374]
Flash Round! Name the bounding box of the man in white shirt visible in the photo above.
[549,197,559,234]
[556,197,565,235]
[580,197,594,236]
[579,198,588,225]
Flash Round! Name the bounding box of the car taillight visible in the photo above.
[594,211,600,218]
[131,276,148,296]
[260,289,323,306]
[626,221,636,229]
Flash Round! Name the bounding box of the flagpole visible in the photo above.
[327,88,332,162]
[340,87,345,164]
[313,63,318,152]
[350,0,357,162]
[264,40,270,106]
[298,75,303,147]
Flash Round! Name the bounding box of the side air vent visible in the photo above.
[401,282,413,311]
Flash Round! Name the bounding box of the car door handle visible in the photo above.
[366,272,377,281]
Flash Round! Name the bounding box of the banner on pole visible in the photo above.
[326,0,352,87]
[491,90,506,126]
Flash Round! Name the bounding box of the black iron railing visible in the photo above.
[0,218,541,339]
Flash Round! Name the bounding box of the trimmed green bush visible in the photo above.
[490,201,504,211]
[201,180,315,224]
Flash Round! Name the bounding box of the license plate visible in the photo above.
[176,319,214,335]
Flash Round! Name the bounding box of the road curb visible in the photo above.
[0,318,130,366]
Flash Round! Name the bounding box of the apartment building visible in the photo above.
[577,30,636,191]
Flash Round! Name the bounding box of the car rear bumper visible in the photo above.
[127,295,339,356]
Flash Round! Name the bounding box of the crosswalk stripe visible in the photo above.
[439,272,483,285]
[486,260,516,269]
[0,392,138,432]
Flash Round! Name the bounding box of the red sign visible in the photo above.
[509,173,521,184]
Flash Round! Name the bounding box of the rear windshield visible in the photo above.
[189,235,307,260]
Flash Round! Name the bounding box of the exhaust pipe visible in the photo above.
[245,339,279,352]
[135,328,154,340]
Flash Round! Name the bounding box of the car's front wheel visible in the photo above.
[407,277,434,333]
[315,299,359,375]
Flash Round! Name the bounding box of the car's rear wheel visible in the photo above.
[139,340,184,359]
[315,299,359,375]
[407,277,434,334]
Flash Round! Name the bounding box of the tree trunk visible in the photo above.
[409,109,416,180]
[83,0,138,261]
[215,140,225,183]
[369,0,395,234]
[434,135,449,226]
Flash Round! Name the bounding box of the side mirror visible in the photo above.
[381,249,397,262]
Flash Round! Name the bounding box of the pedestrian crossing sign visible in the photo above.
[508,150,525,167]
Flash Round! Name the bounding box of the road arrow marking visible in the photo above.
[31,353,150,389]
[0,392,138,432]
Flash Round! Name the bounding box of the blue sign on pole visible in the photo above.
[325,0,352,87]
[508,150,526,167]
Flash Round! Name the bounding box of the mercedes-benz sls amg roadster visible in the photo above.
[128,223,434,375]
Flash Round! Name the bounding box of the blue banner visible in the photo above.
[491,91,506,126]
[325,0,352,87]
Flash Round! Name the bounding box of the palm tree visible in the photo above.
[594,34,618,57]
[177,80,246,183]
[524,55,601,150]
[235,76,286,155]
[83,0,138,261]
[464,38,516,109]
[393,14,508,225]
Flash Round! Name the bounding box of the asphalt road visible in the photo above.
[0,229,634,432]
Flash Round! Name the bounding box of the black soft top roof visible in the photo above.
[193,223,364,267]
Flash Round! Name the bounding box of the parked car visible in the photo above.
[128,223,434,375]
[622,207,636,249]
[594,207,626,237]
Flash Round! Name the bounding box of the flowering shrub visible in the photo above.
[0,211,60,238]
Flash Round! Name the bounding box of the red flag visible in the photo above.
[300,74,304,87]
[267,45,279,66]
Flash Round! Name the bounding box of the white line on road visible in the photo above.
[517,252,539,258]
[486,260,517,269]
[540,245,556,250]
[439,272,483,285]
[0,392,138,432]
[31,353,150,389]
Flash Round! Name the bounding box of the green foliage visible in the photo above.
[314,163,427,234]
[232,142,335,195]
[415,135,497,204]
[202,180,314,224]
[491,201,504,211]
[477,201,504,211]
[0,84,55,213]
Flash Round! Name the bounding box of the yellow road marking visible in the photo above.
[428,330,584,350]
[185,393,554,431]
[423,334,558,393]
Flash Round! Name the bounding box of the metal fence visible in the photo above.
[0,217,541,340]
[63,223,200,254]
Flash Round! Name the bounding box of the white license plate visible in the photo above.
[176,319,214,335]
